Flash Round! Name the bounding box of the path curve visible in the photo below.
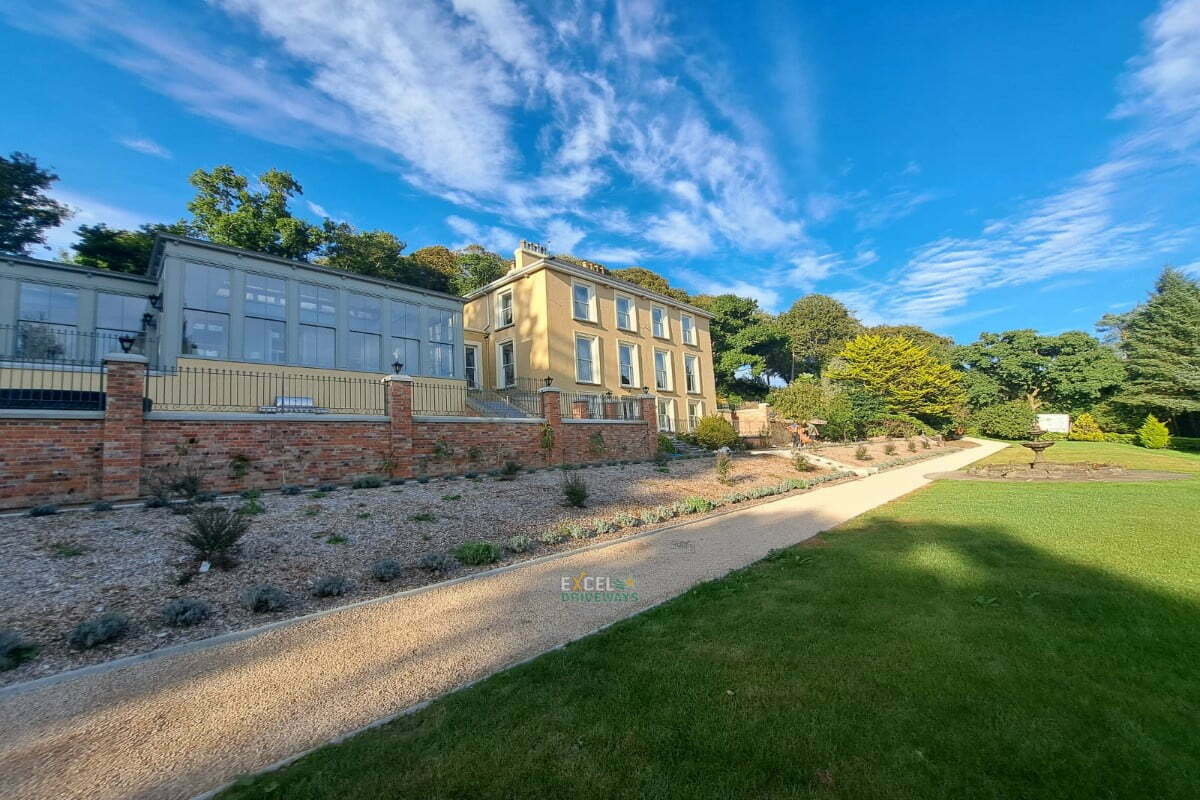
[0,439,1004,800]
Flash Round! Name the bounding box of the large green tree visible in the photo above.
[690,294,788,393]
[776,294,864,377]
[186,165,323,260]
[70,221,189,274]
[610,266,692,302]
[1116,268,1200,433]
[0,151,71,255]
[452,245,509,295]
[829,334,965,419]
[868,324,956,364]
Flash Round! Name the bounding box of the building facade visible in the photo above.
[463,241,718,432]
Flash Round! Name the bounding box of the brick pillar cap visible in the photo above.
[102,353,149,364]
[382,374,414,383]
[537,386,562,393]
[635,393,656,399]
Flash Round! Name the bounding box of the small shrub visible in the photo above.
[505,535,533,553]
[640,508,666,524]
[1068,412,1105,442]
[91,501,115,512]
[562,473,588,508]
[325,533,348,544]
[68,613,129,649]
[441,493,462,501]
[356,511,371,519]
[241,584,290,612]
[308,491,328,499]
[313,575,352,597]
[240,489,262,500]
[588,431,607,456]
[614,512,640,528]
[498,460,522,480]
[1137,414,1170,449]
[883,442,898,456]
[683,496,715,514]
[920,437,931,449]
[409,512,437,522]
[565,523,591,539]
[0,630,37,671]
[454,540,501,565]
[1102,432,1137,444]
[593,519,618,535]
[855,444,872,461]
[351,475,385,490]
[370,558,403,582]
[792,453,816,472]
[906,438,917,453]
[28,504,58,517]
[971,401,1037,440]
[540,528,566,545]
[302,504,322,517]
[181,507,249,567]
[237,499,266,516]
[161,598,212,627]
[50,541,86,558]
[281,485,302,496]
[657,434,676,454]
[714,451,734,484]
[656,504,679,520]
[419,552,458,572]
[692,416,739,450]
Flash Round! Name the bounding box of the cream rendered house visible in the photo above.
[463,241,718,433]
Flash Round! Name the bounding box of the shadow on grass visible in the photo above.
[217,510,1200,800]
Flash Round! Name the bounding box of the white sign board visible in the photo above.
[1037,413,1070,434]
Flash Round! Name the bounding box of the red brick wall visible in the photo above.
[0,419,103,510]
[558,422,654,466]
[411,421,551,476]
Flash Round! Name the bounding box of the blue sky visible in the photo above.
[3,0,1199,343]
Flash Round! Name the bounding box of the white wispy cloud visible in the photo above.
[644,211,714,254]
[118,137,171,159]
[39,190,162,256]
[306,201,330,219]
[445,214,520,254]
[587,245,643,264]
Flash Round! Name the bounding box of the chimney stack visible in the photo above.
[513,239,548,271]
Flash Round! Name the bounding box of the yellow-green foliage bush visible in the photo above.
[1068,413,1104,442]
[1137,415,1170,449]
[692,415,739,450]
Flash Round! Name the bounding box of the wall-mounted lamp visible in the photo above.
[117,335,135,354]
[392,360,404,375]
[147,293,163,311]
[543,376,554,387]
[141,312,157,330]
[641,386,649,394]
[604,390,613,399]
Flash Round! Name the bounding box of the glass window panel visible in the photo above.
[652,306,667,338]
[655,350,670,389]
[390,301,420,339]
[96,293,147,330]
[682,315,695,344]
[428,309,456,343]
[19,283,79,325]
[244,317,286,363]
[244,274,286,320]
[498,291,514,326]
[573,284,592,320]
[183,264,230,312]
[17,322,78,360]
[299,324,335,367]
[618,343,635,386]
[346,331,381,371]
[616,296,633,330]
[348,293,382,333]
[427,342,454,377]
[685,354,699,392]
[390,337,420,375]
[182,310,228,358]
[575,336,595,383]
[464,346,478,388]
[499,341,515,387]
[299,284,336,326]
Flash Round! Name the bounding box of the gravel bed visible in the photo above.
[813,438,977,468]
[0,454,851,686]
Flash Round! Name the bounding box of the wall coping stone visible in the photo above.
[101,353,149,363]
[561,418,645,425]
[381,374,414,383]
[0,410,106,420]
[412,415,548,424]
[145,411,389,423]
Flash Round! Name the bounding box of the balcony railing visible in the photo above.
[0,323,157,367]
[146,366,386,415]
[559,390,643,421]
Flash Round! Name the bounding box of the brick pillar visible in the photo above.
[603,399,618,419]
[639,394,658,459]
[539,387,563,466]
[101,354,147,501]
[384,375,415,479]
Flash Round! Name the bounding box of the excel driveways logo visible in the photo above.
[560,571,639,602]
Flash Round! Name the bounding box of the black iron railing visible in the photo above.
[559,390,643,421]
[414,376,544,418]
[146,367,386,414]
[0,323,157,367]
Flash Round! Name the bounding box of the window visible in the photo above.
[347,293,382,333]
[572,281,596,321]
[684,354,700,394]
[95,293,147,359]
[497,340,516,388]
[464,344,480,388]
[346,293,382,371]
[427,308,457,378]
[18,283,80,359]
[688,400,703,431]
[299,283,336,367]
[390,301,420,374]
[681,314,696,345]
[654,349,672,391]
[657,398,675,432]
[496,290,514,328]
[182,265,230,358]
[616,294,636,331]
[243,274,286,363]
[617,342,639,388]
[390,337,420,375]
[652,305,668,339]
[575,334,599,384]
[346,331,381,371]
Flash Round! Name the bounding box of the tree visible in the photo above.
[776,294,863,377]
[610,266,691,302]
[70,222,189,274]
[1137,414,1171,449]
[829,334,965,420]
[867,324,956,364]
[411,246,460,286]
[0,151,71,254]
[1116,268,1200,433]
[1068,412,1104,442]
[452,245,508,295]
[691,294,789,392]
[186,165,323,260]
[766,375,827,422]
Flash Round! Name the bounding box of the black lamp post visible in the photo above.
[117,335,135,354]
[141,312,157,330]
[543,376,554,387]
[641,385,649,394]
[392,360,404,375]
[604,390,613,399]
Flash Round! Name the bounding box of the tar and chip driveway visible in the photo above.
[0,440,1004,800]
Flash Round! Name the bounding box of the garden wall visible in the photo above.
[0,417,104,509]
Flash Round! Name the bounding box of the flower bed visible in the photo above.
[813,437,977,469]
[0,454,856,686]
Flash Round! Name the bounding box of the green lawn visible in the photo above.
[221,449,1200,800]
[978,439,1200,473]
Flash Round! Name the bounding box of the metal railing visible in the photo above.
[0,323,157,367]
[0,360,107,410]
[413,376,544,418]
[146,367,386,414]
[559,390,643,421]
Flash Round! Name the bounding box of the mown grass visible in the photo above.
[977,439,1200,473]
[221,457,1200,800]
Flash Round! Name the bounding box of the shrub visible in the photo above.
[161,598,212,627]
[240,489,262,500]
[906,438,917,452]
[505,535,533,553]
[442,494,462,502]
[868,414,935,438]
[920,437,931,449]
[419,552,458,572]
[241,584,290,612]
[351,475,385,490]
[683,496,715,514]
[325,533,348,544]
[563,522,590,540]
[639,508,665,524]
[657,434,676,454]
[1103,432,1137,444]
[370,558,403,582]
[181,507,249,567]
[0,630,37,671]
[312,575,352,597]
[1137,414,1170,449]
[714,450,734,484]
[562,473,588,508]
[692,416,739,450]
[971,401,1036,440]
[498,460,522,480]
[883,442,898,456]
[454,541,501,565]
[91,501,115,512]
[854,444,872,461]
[281,485,302,496]
[237,499,266,516]
[539,528,566,545]
[409,512,437,522]
[614,512,640,528]
[593,519,618,535]
[68,613,129,649]
[28,504,58,517]
[1170,436,1200,453]
[1068,412,1105,442]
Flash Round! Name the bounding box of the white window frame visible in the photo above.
[572,280,597,322]
[681,314,697,346]
[464,343,480,388]
[615,293,637,332]
[657,398,676,433]
[496,290,514,329]
[652,305,669,339]
[654,348,673,392]
[574,333,600,385]
[496,339,516,388]
[617,341,640,389]
[684,353,701,394]
[688,400,703,431]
